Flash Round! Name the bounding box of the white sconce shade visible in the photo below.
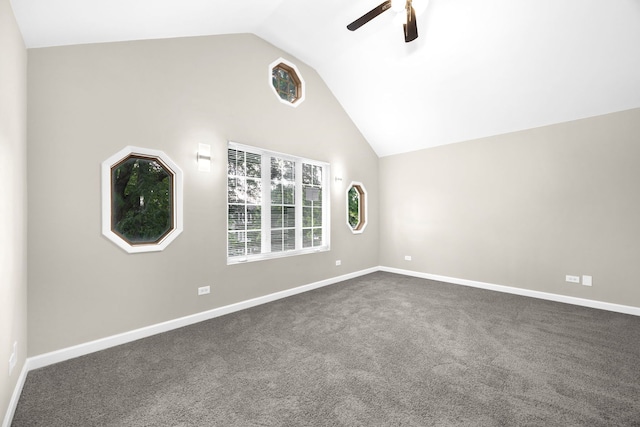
[197,143,211,172]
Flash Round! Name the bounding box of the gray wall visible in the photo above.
[380,108,640,307]
[27,34,379,356]
[0,0,27,421]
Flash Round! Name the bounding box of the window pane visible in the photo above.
[283,184,294,205]
[228,177,246,204]
[284,229,296,251]
[228,232,245,257]
[111,156,173,245]
[271,206,282,228]
[313,207,322,226]
[229,149,246,177]
[348,187,360,228]
[228,149,239,176]
[246,152,261,178]
[304,187,320,204]
[303,186,312,207]
[303,207,312,227]
[284,206,296,228]
[271,183,283,204]
[302,164,312,185]
[303,229,312,248]
[279,76,288,91]
[313,165,322,186]
[227,178,238,203]
[314,228,322,247]
[228,205,245,230]
[246,205,261,230]
[271,158,282,181]
[271,230,283,252]
[283,160,295,181]
[247,231,261,255]
[246,178,261,204]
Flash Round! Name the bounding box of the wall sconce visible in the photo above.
[197,143,211,172]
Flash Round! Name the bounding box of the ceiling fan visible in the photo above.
[347,0,418,43]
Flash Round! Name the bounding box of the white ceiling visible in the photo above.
[10,0,640,156]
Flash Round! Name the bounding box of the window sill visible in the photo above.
[227,245,329,265]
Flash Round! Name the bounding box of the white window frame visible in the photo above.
[101,146,184,253]
[227,142,330,264]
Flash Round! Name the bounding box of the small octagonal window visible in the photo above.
[269,58,305,107]
[347,182,367,234]
[102,146,183,253]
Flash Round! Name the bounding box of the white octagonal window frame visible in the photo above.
[269,57,306,107]
[101,146,184,253]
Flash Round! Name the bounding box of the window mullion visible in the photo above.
[323,164,330,248]
[261,154,271,254]
[295,161,303,250]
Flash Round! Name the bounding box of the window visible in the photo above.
[101,146,183,253]
[228,142,329,263]
[269,58,305,107]
[347,182,367,234]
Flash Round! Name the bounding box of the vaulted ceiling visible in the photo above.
[10,0,640,156]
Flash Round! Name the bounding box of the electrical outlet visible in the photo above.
[198,286,210,296]
[404,255,412,261]
[582,275,593,287]
[565,275,580,284]
[335,260,341,266]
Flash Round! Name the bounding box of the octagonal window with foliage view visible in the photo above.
[347,182,367,234]
[269,58,305,107]
[102,147,183,253]
[112,155,173,244]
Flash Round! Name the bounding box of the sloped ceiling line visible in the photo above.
[11,0,640,156]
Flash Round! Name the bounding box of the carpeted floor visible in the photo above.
[11,272,640,426]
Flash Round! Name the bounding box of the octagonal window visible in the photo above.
[102,146,183,253]
[347,182,367,234]
[269,58,305,107]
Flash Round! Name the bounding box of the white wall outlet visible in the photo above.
[565,275,580,284]
[198,286,210,296]
[582,275,593,286]
[404,255,412,261]
[335,260,341,266]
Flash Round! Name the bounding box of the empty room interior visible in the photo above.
[2,0,640,425]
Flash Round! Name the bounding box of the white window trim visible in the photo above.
[228,142,330,265]
[268,57,306,108]
[101,146,184,253]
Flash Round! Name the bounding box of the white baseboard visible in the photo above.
[6,265,638,427]
[3,266,377,427]
[27,266,378,371]
[380,266,640,317]
[2,267,376,427]
[2,360,30,427]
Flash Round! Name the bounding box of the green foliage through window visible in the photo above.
[348,187,360,228]
[272,64,300,103]
[227,144,329,262]
[111,156,173,244]
[347,183,367,233]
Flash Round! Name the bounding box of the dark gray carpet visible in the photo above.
[12,272,640,426]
